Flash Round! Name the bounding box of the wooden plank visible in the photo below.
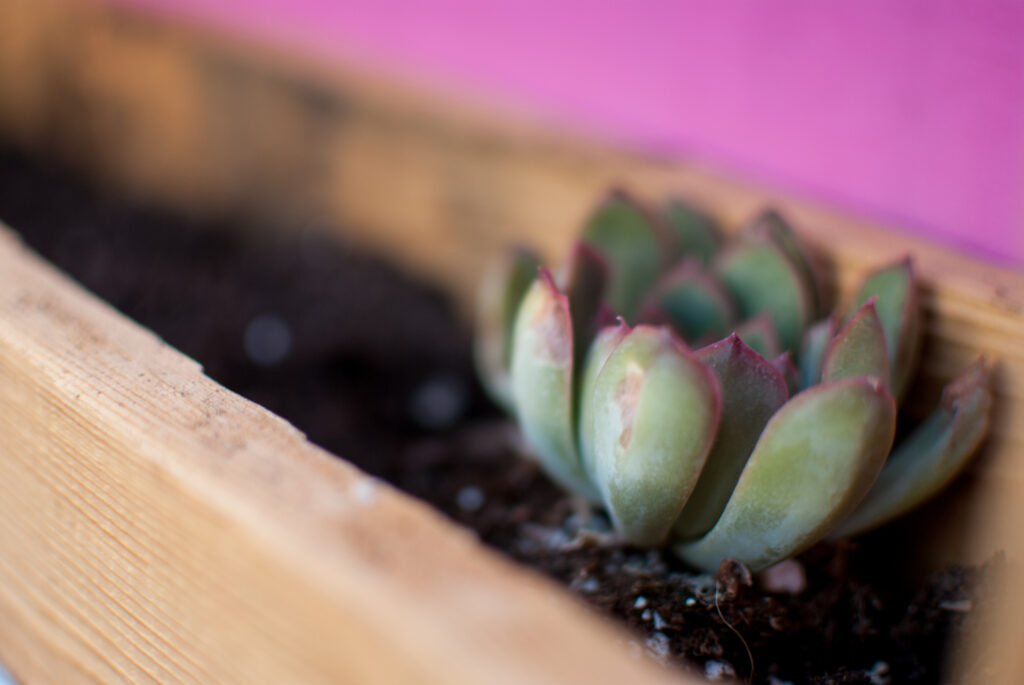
[0,224,692,684]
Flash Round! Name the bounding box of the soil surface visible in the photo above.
[0,145,1003,684]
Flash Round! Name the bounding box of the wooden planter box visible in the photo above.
[1,1,1022,682]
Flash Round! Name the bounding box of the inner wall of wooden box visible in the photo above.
[1,0,1023,680]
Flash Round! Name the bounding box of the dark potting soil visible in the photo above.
[0,145,1003,684]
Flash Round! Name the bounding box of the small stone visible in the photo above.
[455,485,485,512]
[704,660,736,681]
[652,611,668,630]
[867,660,891,685]
[633,596,648,610]
[759,558,807,594]
[243,314,292,366]
[641,608,652,621]
[409,374,467,430]
[938,599,972,613]
[684,597,697,607]
[572,577,600,593]
[645,632,670,660]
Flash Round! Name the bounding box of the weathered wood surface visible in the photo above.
[1,0,1023,682]
[0,223,695,684]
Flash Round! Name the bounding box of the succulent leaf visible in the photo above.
[579,326,721,545]
[733,314,783,359]
[771,352,801,397]
[799,317,838,389]
[742,209,824,318]
[821,297,891,389]
[510,270,600,501]
[662,199,721,264]
[675,378,896,571]
[581,190,667,319]
[673,334,789,540]
[473,247,542,411]
[851,258,921,401]
[716,240,812,353]
[641,260,736,344]
[832,360,992,538]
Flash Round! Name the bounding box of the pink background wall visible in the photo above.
[119,0,1024,264]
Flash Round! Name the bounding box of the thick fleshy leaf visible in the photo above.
[799,317,838,389]
[510,269,600,501]
[742,209,824,318]
[675,378,896,571]
[717,240,812,353]
[473,247,541,411]
[662,199,721,264]
[579,325,721,545]
[771,352,801,397]
[821,297,891,389]
[581,190,668,319]
[832,360,992,538]
[851,258,921,401]
[673,335,789,539]
[641,260,736,344]
[733,314,782,359]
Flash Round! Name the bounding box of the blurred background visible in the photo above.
[73,0,1024,264]
[0,0,1021,269]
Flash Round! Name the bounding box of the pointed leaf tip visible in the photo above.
[822,297,891,389]
[852,258,921,402]
[733,314,783,359]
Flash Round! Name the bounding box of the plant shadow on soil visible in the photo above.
[0,145,1003,684]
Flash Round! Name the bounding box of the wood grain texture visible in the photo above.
[0,224,693,684]
[0,0,1022,681]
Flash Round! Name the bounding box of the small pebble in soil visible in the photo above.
[937,599,972,613]
[705,660,737,681]
[758,558,807,594]
[571,576,600,594]
[243,314,292,366]
[646,632,671,660]
[409,374,468,429]
[455,485,485,512]
[867,660,891,685]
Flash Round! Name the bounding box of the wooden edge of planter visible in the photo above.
[0,223,693,684]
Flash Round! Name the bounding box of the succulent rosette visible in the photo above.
[475,191,992,572]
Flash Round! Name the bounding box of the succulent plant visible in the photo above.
[475,191,992,572]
